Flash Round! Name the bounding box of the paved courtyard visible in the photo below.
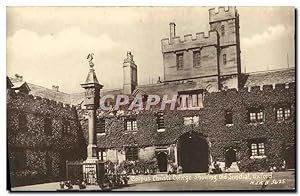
[11,171,295,191]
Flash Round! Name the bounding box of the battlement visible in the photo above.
[208,82,295,99]
[161,30,218,53]
[209,6,238,24]
[16,93,75,111]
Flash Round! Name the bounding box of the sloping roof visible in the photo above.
[11,81,31,94]
[244,68,295,87]
[27,83,71,104]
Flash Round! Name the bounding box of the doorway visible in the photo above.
[177,132,209,173]
[157,152,168,172]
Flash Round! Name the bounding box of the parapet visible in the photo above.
[209,6,238,24]
[206,82,295,100]
[11,92,74,112]
[161,30,218,53]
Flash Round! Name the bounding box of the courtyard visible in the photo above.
[11,171,295,191]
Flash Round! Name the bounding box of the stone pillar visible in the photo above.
[81,53,103,162]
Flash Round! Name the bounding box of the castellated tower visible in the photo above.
[209,6,242,89]
[123,51,138,95]
[161,6,242,91]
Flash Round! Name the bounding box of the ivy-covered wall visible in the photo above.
[7,91,87,187]
[78,82,295,170]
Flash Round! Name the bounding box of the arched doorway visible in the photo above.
[157,152,168,172]
[225,148,237,168]
[177,132,209,173]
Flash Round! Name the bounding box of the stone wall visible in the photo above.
[80,82,295,171]
[7,91,86,187]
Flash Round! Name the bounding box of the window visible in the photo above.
[62,119,70,136]
[223,54,227,64]
[125,118,137,131]
[96,118,105,134]
[183,116,199,126]
[221,25,225,36]
[125,146,138,161]
[225,111,233,125]
[176,53,184,69]
[193,50,201,67]
[248,108,264,123]
[18,112,27,132]
[44,118,52,136]
[250,142,266,158]
[156,112,165,130]
[99,149,107,161]
[276,106,291,121]
[178,90,204,109]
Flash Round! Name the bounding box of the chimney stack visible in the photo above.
[169,22,176,41]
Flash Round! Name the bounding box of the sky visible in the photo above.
[6,6,295,93]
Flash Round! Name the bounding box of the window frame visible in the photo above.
[156,112,165,131]
[249,140,266,159]
[248,108,265,124]
[193,50,201,67]
[125,118,138,131]
[96,118,106,134]
[183,116,199,126]
[125,146,138,161]
[176,52,184,70]
[99,149,107,161]
[275,105,292,122]
[225,110,233,126]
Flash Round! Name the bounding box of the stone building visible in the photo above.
[7,76,86,187]
[7,6,295,187]
[73,7,295,173]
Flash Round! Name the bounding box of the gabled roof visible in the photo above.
[11,81,31,93]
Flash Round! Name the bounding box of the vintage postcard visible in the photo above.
[6,6,295,191]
